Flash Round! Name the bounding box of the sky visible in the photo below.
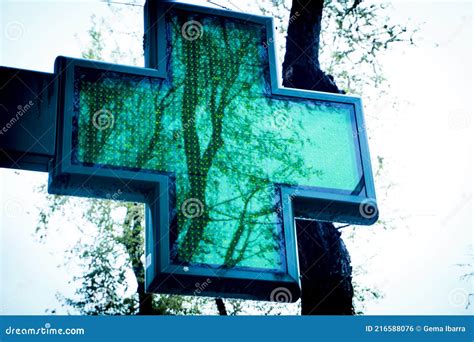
[0,0,472,315]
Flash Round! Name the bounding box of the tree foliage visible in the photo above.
[258,0,416,93]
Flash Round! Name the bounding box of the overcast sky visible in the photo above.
[0,0,472,315]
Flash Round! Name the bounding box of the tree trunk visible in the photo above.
[123,204,156,315]
[215,298,228,315]
[283,0,354,315]
[137,282,155,315]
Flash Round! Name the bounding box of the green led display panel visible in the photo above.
[49,3,377,301]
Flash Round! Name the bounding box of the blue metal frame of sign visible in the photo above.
[0,1,379,302]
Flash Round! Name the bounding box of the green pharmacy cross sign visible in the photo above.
[0,2,378,302]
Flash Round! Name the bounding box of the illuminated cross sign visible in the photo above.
[3,2,378,302]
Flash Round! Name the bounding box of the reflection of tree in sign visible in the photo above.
[170,13,312,268]
[75,11,358,271]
